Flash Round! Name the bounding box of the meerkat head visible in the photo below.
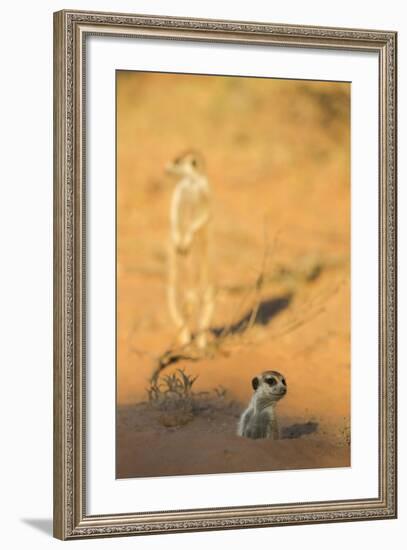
[166,150,205,178]
[251,370,287,405]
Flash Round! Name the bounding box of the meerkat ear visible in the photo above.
[252,377,259,391]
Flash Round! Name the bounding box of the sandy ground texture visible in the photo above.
[117,395,350,478]
[116,72,350,478]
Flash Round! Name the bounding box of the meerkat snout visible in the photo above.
[237,371,287,440]
[251,371,287,401]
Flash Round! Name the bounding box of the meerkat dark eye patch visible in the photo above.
[252,377,259,390]
[191,158,197,167]
[281,378,286,386]
[266,377,277,386]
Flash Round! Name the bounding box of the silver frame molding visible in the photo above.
[53,9,397,540]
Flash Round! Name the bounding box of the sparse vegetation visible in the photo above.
[147,368,198,404]
[116,72,351,478]
[146,368,232,428]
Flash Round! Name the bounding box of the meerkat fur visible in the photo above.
[166,150,214,348]
[237,371,287,440]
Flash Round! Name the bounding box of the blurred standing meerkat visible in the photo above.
[237,371,287,439]
[166,150,214,349]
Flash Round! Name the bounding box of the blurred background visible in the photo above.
[116,71,350,476]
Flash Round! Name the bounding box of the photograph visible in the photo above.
[116,70,351,479]
[53,9,396,539]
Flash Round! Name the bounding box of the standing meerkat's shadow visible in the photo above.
[211,294,292,338]
[152,294,293,380]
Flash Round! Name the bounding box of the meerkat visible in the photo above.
[166,150,214,349]
[237,371,287,440]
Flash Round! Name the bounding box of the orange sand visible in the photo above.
[116,72,350,477]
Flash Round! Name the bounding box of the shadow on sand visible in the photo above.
[153,294,292,378]
[211,294,292,337]
[282,421,319,439]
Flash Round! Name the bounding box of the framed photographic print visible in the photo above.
[53,9,397,540]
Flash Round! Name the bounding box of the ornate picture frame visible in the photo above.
[53,9,397,540]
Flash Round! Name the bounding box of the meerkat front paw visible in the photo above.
[176,244,189,255]
[175,234,192,255]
